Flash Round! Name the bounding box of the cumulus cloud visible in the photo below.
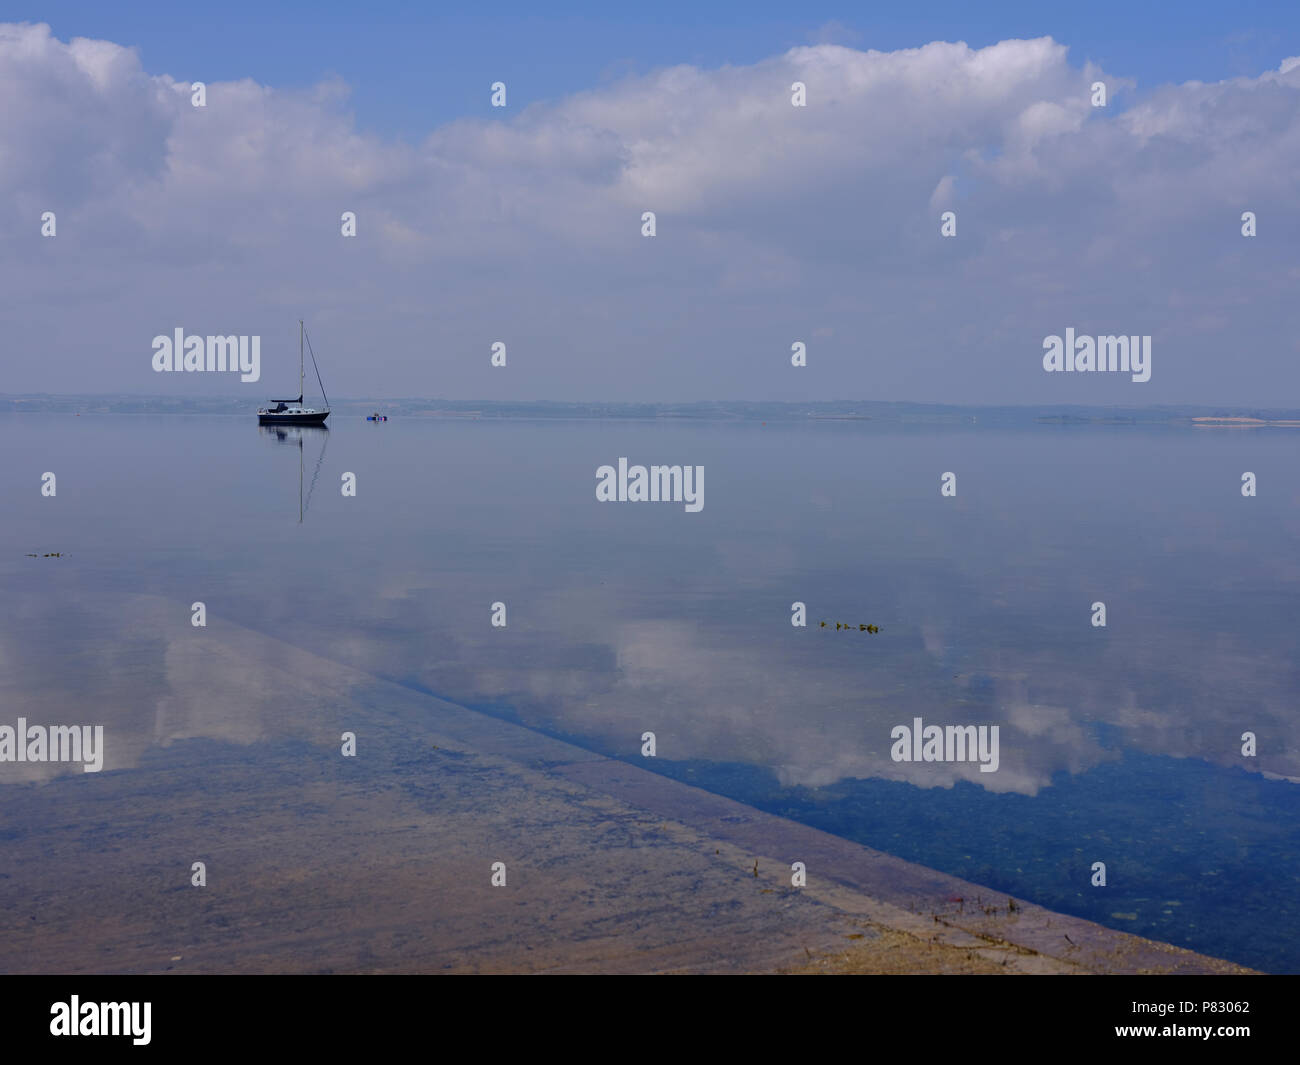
[1,21,1298,403]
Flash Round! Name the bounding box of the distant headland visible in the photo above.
[3,394,1300,427]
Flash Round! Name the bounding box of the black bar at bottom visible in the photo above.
[0,973,1291,1053]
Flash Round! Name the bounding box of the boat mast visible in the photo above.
[299,319,304,404]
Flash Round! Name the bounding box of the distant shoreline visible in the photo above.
[1191,416,1300,428]
[5,395,1300,426]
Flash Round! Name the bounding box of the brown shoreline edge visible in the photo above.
[0,596,1254,974]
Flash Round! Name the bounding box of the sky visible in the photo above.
[1,3,1298,403]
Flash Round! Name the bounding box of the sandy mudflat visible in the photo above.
[0,598,1254,974]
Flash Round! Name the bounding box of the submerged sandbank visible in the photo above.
[0,598,1253,974]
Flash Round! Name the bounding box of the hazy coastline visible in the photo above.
[6,395,1300,427]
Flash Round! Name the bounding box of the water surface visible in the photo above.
[2,412,1298,971]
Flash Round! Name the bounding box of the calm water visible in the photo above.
[3,412,1299,971]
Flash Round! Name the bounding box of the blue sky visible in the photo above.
[2,8,1299,403]
[14,1,1299,137]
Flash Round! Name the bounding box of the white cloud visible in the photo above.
[1,22,1298,403]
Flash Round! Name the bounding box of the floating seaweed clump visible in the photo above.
[818,621,879,633]
[25,552,63,558]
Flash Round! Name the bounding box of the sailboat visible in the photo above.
[258,320,330,425]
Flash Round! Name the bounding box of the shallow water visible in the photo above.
[2,412,1298,971]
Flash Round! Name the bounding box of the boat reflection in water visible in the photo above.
[259,423,329,523]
